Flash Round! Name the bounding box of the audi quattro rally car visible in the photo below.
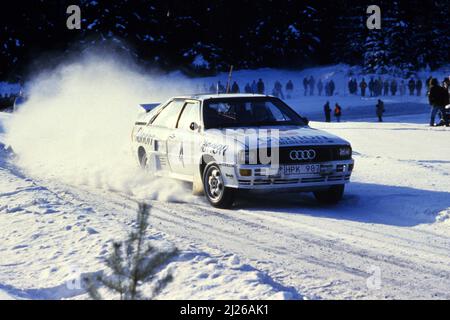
[131,94,354,208]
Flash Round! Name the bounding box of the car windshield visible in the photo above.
[203,97,306,129]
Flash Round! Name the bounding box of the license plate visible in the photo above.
[283,164,321,175]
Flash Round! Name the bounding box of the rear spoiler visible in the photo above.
[139,103,160,112]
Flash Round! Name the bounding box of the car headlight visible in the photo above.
[339,146,352,158]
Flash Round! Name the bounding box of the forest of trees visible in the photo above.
[1,0,449,80]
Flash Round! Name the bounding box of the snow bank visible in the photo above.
[4,54,196,202]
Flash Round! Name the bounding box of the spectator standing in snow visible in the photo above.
[360,78,367,97]
[231,81,240,93]
[348,78,353,95]
[329,80,335,96]
[251,80,257,93]
[416,79,423,96]
[399,80,406,96]
[376,99,385,122]
[286,80,294,99]
[383,80,389,96]
[317,79,324,96]
[334,103,342,122]
[324,101,331,123]
[428,78,449,127]
[390,79,398,96]
[352,79,358,94]
[209,83,216,93]
[309,76,315,96]
[303,77,309,96]
[244,83,252,93]
[256,79,265,94]
[275,81,284,99]
[408,78,416,96]
[218,81,226,93]
[369,77,375,97]
[373,79,379,96]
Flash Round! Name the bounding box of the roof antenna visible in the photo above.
[225,65,234,94]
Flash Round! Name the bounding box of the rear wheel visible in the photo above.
[314,184,345,204]
[203,164,235,209]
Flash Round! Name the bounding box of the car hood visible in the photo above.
[204,126,350,149]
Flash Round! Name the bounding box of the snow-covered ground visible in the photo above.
[1,108,449,300]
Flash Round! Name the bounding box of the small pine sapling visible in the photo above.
[86,203,178,300]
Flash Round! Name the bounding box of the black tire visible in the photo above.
[203,164,235,209]
[314,184,345,204]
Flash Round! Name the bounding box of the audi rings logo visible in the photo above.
[289,149,316,161]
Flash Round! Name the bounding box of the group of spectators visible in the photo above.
[206,77,337,99]
[302,76,336,97]
[348,77,428,97]
[322,101,342,123]
[206,75,435,100]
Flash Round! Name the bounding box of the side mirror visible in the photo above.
[189,122,199,131]
[303,117,310,125]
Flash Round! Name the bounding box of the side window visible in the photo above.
[151,100,185,128]
[177,102,200,130]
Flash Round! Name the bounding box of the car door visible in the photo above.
[150,99,185,173]
[170,100,201,176]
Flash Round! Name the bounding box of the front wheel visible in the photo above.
[313,184,345,204]
[203,164,235,209]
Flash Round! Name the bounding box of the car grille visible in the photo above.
[248,145,350,165]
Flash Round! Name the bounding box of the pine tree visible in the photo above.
[85,203,178,300]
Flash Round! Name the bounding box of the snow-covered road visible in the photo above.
[1,111,449,300]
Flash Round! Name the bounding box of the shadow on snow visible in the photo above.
[235,182,450,227]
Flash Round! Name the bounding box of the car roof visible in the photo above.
[172,93,270,101]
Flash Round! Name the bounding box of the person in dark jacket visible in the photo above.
[329,80,336,96]
[390,79,398,96]
[275,81,284,99]
[416,79,423,96]
[303,77,309,96]
[251,80,257,94]
[317,79,324,96]
[256,79,265,94]
[324,101,331,122]
[286,80,294,99]
[428,78,449,127]
[244,83,252,93]
[348,78,353,95]
[231,81,240,93]
[334,103,342,122]
[360,78,367,97]
[408,78,416,96]
[376,99,385,122]
[374,78,382,96]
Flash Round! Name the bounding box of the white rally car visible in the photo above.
[132,94,354,208]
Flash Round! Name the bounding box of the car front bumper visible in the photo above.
[220,160,354,190]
